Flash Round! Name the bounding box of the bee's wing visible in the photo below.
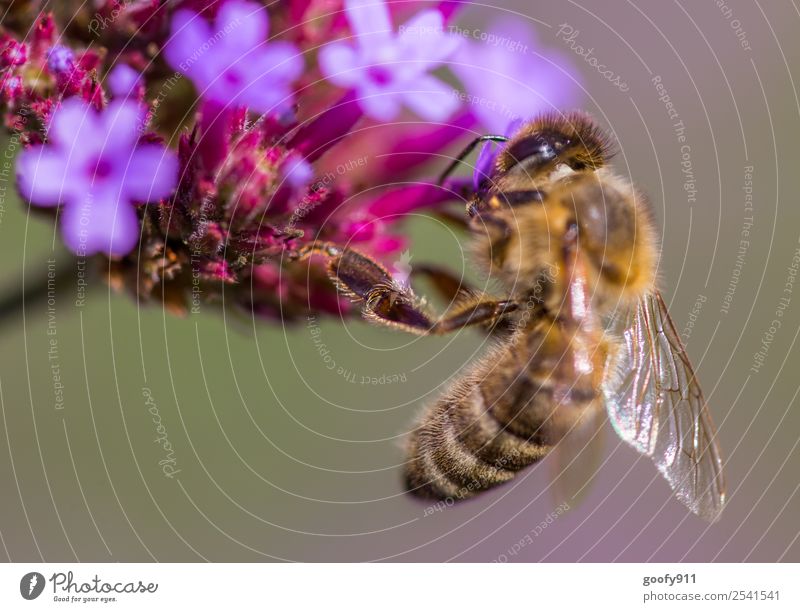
[602,291,726,521]
[550,399,606,511]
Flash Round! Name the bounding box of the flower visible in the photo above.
[468,117,524,192]
[3,1,582,323]
[165,0,303,114]
[46,45,74,74]
[107,64,142,98]
[280,153,313,190]
[16,99,178,256]
[319,0,462,121]
[451,16,580,133]
[0,38,27,68]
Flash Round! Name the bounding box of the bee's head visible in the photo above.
[466,112,611,218]
[496,112,613,179]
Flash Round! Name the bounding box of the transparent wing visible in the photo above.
[602,291,726,521]
[550,400,606,512]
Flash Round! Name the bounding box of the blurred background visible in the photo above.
[1,0,799,562]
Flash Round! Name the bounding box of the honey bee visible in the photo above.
[296,112,726,521]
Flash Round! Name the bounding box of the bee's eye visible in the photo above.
[505,130,571,170]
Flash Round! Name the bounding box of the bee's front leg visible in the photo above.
[299,244,520,335]
[410,263,476,306]
[410,264,522,336]
[419,295,520,335]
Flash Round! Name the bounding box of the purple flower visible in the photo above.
[319,0,462,121]
[165,0,303,114]
[107,64,142,98]
[16,99,178,257]
[46,45,74,75]
[280,153,313,190]
[0,39,27,68]
[451,16,581,134]
[471,117,524,191]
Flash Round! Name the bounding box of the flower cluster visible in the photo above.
[2,0,580,321]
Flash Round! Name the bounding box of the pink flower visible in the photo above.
[165,0,303,114]
[452,16,581,133]
[319,0,462,121]
[16,99,178,257]
[107,64,143,98]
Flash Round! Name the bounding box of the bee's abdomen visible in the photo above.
[404,347,559,501]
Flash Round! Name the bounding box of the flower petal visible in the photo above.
[48,98,98,149]
[98,100,146,153]
[107,64,142,98]
[287,90,364,162]
[356,84,402,121]
[60,192,140,257]
[16,146,70,206]
[367,183,459,216]
[398,9,461,63]
[400,74,459,121]
[370,233,406,256]
[124,145,179,203]
[281,154,313,189]
[371,112,478,180]
[345,0,392,39]
[215,0,268,52]
[451,17,581,133]
[474,140,499,190]
[164,8,215,86]
[238,85,291,115]
[319,43,362,87]
[252,41,303,85]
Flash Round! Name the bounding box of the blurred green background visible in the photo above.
[1,1,799,562]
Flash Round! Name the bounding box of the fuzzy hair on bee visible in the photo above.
[301,112,726,521]
[402,111,660,501]
[495,111,615,175]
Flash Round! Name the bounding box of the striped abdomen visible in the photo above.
[404,319,604,500]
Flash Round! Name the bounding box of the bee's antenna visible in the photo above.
[437,134,509,186]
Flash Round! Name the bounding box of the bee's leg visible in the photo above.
[362,283,519,336]
[313,246,519,335]
[409,263,518,335]
[410,264,476,305]
[422,293,520,335]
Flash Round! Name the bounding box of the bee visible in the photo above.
[295,112,726,521]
